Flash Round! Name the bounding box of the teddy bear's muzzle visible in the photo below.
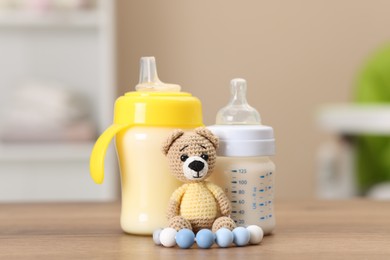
[188,160,205,173]
[183,156,209,180]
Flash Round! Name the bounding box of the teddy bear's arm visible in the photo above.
[167,184,188,220]
[205,181,231,216]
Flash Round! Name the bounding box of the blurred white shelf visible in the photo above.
[0,10,99,28]
[0,141,118,202]
[0,0,117,202]
[317,104,390,135]
[0,142,94,161]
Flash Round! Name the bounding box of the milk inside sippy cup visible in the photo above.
[90,57,203,235]
[208,78,276,235]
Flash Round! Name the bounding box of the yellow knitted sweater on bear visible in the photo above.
[170,181,224,220]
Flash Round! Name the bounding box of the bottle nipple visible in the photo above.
[135,57,181,92]
[216,78,261,124]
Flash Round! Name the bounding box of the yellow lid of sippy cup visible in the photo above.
[114,91,202,127]
[90,57,203,184]
[115,57,203,127]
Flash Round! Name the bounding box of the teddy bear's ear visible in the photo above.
[195,127,219,149]
[161,129,185,155]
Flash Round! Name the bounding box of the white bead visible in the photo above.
[246,225,264,244]
[160,228,177,247]
[153,228,163,245]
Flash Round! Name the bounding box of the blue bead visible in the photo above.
[232,227,250,246]
[196,229,215,249]
[176,229,195,249]
[215,228,233,248]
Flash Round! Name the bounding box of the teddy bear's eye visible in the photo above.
[180,154,189,162]
[201,153,209,161]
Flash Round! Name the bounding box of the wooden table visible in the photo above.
[1,200,390,259]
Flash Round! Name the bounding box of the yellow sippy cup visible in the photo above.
[90,57,203,235]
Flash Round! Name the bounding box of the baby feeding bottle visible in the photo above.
[90,57,203,235]
[208,78,276,235]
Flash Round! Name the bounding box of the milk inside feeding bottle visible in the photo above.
[90,57,203,235]
[208,78,276,235]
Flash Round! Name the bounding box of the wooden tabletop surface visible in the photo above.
[1,200,390,259]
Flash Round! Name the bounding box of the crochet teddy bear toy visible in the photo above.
[162,127,236,233]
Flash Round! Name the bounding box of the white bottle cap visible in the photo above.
[209,78,275,157]
[207,125,275,157]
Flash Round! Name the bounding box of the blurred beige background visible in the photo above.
[1,0,389,201]
[116,0,390,199]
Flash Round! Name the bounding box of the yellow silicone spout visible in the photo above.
[89,56,203,184]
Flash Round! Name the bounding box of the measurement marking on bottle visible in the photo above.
[225,167,275,229]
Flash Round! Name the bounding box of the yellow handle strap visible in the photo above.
[90,124,129,184]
